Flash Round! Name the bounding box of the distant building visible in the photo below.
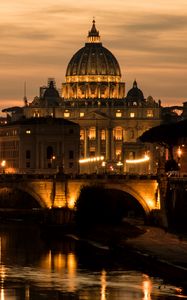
[2,21,165,174]
[0,117,80,175]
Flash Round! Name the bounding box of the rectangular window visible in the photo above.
[26,150,31,159]
[101,130,106,140]
[69,150,74,159]
[80,129,84,140]
[26,130,31,134]
[147,109,153,117]
[89,127,96,140]
[26,162,30,168]
[116,110,122,118]
[130,112,135,118]
[64,111,70,118]
[80,112,85,117]
[69,162,74,168]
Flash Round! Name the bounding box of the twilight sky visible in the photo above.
[1,0,187,111]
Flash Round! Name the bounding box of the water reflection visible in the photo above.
[0,223,184,300]
[142,275,152,300]
[101,270,106,300]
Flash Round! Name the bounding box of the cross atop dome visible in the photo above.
[133,80,138,88]
[87,19,101,43]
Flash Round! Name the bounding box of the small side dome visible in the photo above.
[42,80,61,106]
[43,80,60,99]
[126,80,144,102]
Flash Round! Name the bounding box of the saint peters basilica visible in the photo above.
[0,20,177,174]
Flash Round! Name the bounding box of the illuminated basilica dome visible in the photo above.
[62,20,125,99]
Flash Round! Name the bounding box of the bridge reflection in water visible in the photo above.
[0,223,183,300]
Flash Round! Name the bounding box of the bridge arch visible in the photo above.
[104,183,151,215]
[0,183,47,208]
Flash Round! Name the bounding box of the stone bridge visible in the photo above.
[0,174,160,216]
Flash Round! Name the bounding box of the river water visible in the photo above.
[0,221,186,300]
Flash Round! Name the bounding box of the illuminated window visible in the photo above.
[26,130,31,134]
[64,111,70,118]
[80,129,84,140]
[129,151,135,159]
[147,109,153,117]
[80,112,84,117]
[101,130,106,140]
[116,110,122,118]
[33,111,40,117]
[114,127,123,140]
[89,127,96,140]
[90,146,95,155]
[116,149,121,159]
[130,112,135,118]
[133,102,137,106]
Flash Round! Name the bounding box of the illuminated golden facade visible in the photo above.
[3,21,162,174]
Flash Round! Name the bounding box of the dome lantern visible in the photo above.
[87,19,101,43]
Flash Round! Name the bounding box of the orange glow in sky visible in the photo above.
[1,0,187,111]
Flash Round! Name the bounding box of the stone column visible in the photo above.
[96,128,101,157]
[84,128,89,158]
[98,83,101,99]
[106,128,112,161]
[111,128,115,160]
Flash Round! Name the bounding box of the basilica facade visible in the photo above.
[3,20,162,174]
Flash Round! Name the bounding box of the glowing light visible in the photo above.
[147,199,155,209]
[1,161,6,168]
[0,287,4,300]
[142,276,152,300]
[53,253,66,270]
[177,146,182,158]
[126,154,150,164]
[79,156,104,164]
[67,253,77,292]
[68,197,76,209]
[101,270,107,300]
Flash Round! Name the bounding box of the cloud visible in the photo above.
[0,24,54,40]
[124,13,187,32]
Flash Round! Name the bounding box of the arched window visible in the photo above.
[89,127,96,140]
[113,127,123,140]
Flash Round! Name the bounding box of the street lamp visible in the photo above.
[51,155,56,169]
[1,160,6,173]
[117,161,123,174]
[177,146,182,176]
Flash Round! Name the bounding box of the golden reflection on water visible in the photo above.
[142,275,152,300]
[25,285,30,300]
[67,253,77,292]
[101,269,107,300]
[39,250,77,292]
[0,287,4,300]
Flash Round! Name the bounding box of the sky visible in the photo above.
[1,0,187,112]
